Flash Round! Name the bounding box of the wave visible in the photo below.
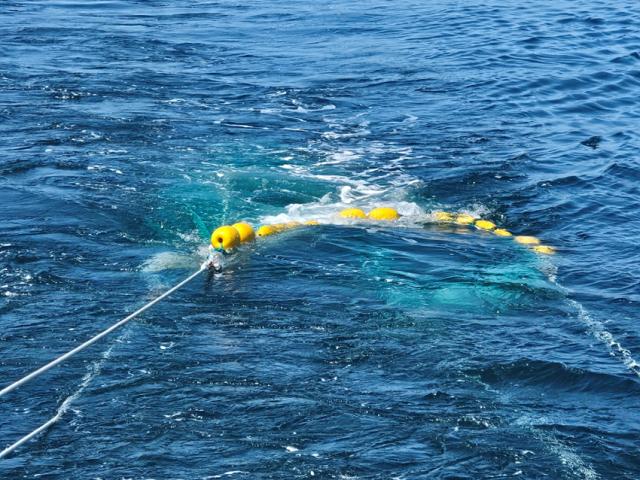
[470,358,640,394]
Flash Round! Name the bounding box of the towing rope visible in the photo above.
[0,404,65,459]
[0,262,208,458]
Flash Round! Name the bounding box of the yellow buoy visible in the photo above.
[514,235,540,245]
[368,207,400,221]
[211,225,241,251]
[271,223,287,232]
[339,208,367,219]
[475,219,496,231]
[533,245,556,255]
[455,213,475,225]
[434,211,454,222]
[305,219,319,225]
[257,225,276,237]
[493,228,512,237]
[286,221,301,229]
[232,222,255,243]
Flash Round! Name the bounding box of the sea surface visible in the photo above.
[1,1,640,478]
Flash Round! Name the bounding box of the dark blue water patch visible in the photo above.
[469,358,640,395]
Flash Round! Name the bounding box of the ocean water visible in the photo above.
[1,0,640,478]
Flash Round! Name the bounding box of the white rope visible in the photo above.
[0,409,63,459]
[0,263,206,400]
[0,331,126,459]
[0,263,207,458]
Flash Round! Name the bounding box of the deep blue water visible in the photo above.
[2,0,640,478]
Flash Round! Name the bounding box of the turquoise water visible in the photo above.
[2,1,640,478]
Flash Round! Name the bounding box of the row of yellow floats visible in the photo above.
[432,211,555,254]
[209,220,319,252]
[209,207,400,252]
[209,207,555,255]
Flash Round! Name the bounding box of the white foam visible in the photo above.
[569,299,640,378]
[204,471,247,479]
[542,264,640,379]
[515,415,599,480]
[321,129,371,140]
[87,165,123,175]
[141,252,196,272]
[315,149,361,166]
[260,196,427,228]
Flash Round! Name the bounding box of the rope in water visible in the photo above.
[0,262,208,458]
[0,409,64,458]
[1,398,68,459]
[0,263,207,400]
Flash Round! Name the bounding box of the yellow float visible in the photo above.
[368,207,400,221]
[257,225,276,237]
[434,211,454,222]
[455,213,475,225]
[532,245,555,255]
[475,219,496,231]
[211,225,241,251]
[493,228,512,237]
[339,208,367,219]
[232,222,255,243]
[514,235,540,245]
